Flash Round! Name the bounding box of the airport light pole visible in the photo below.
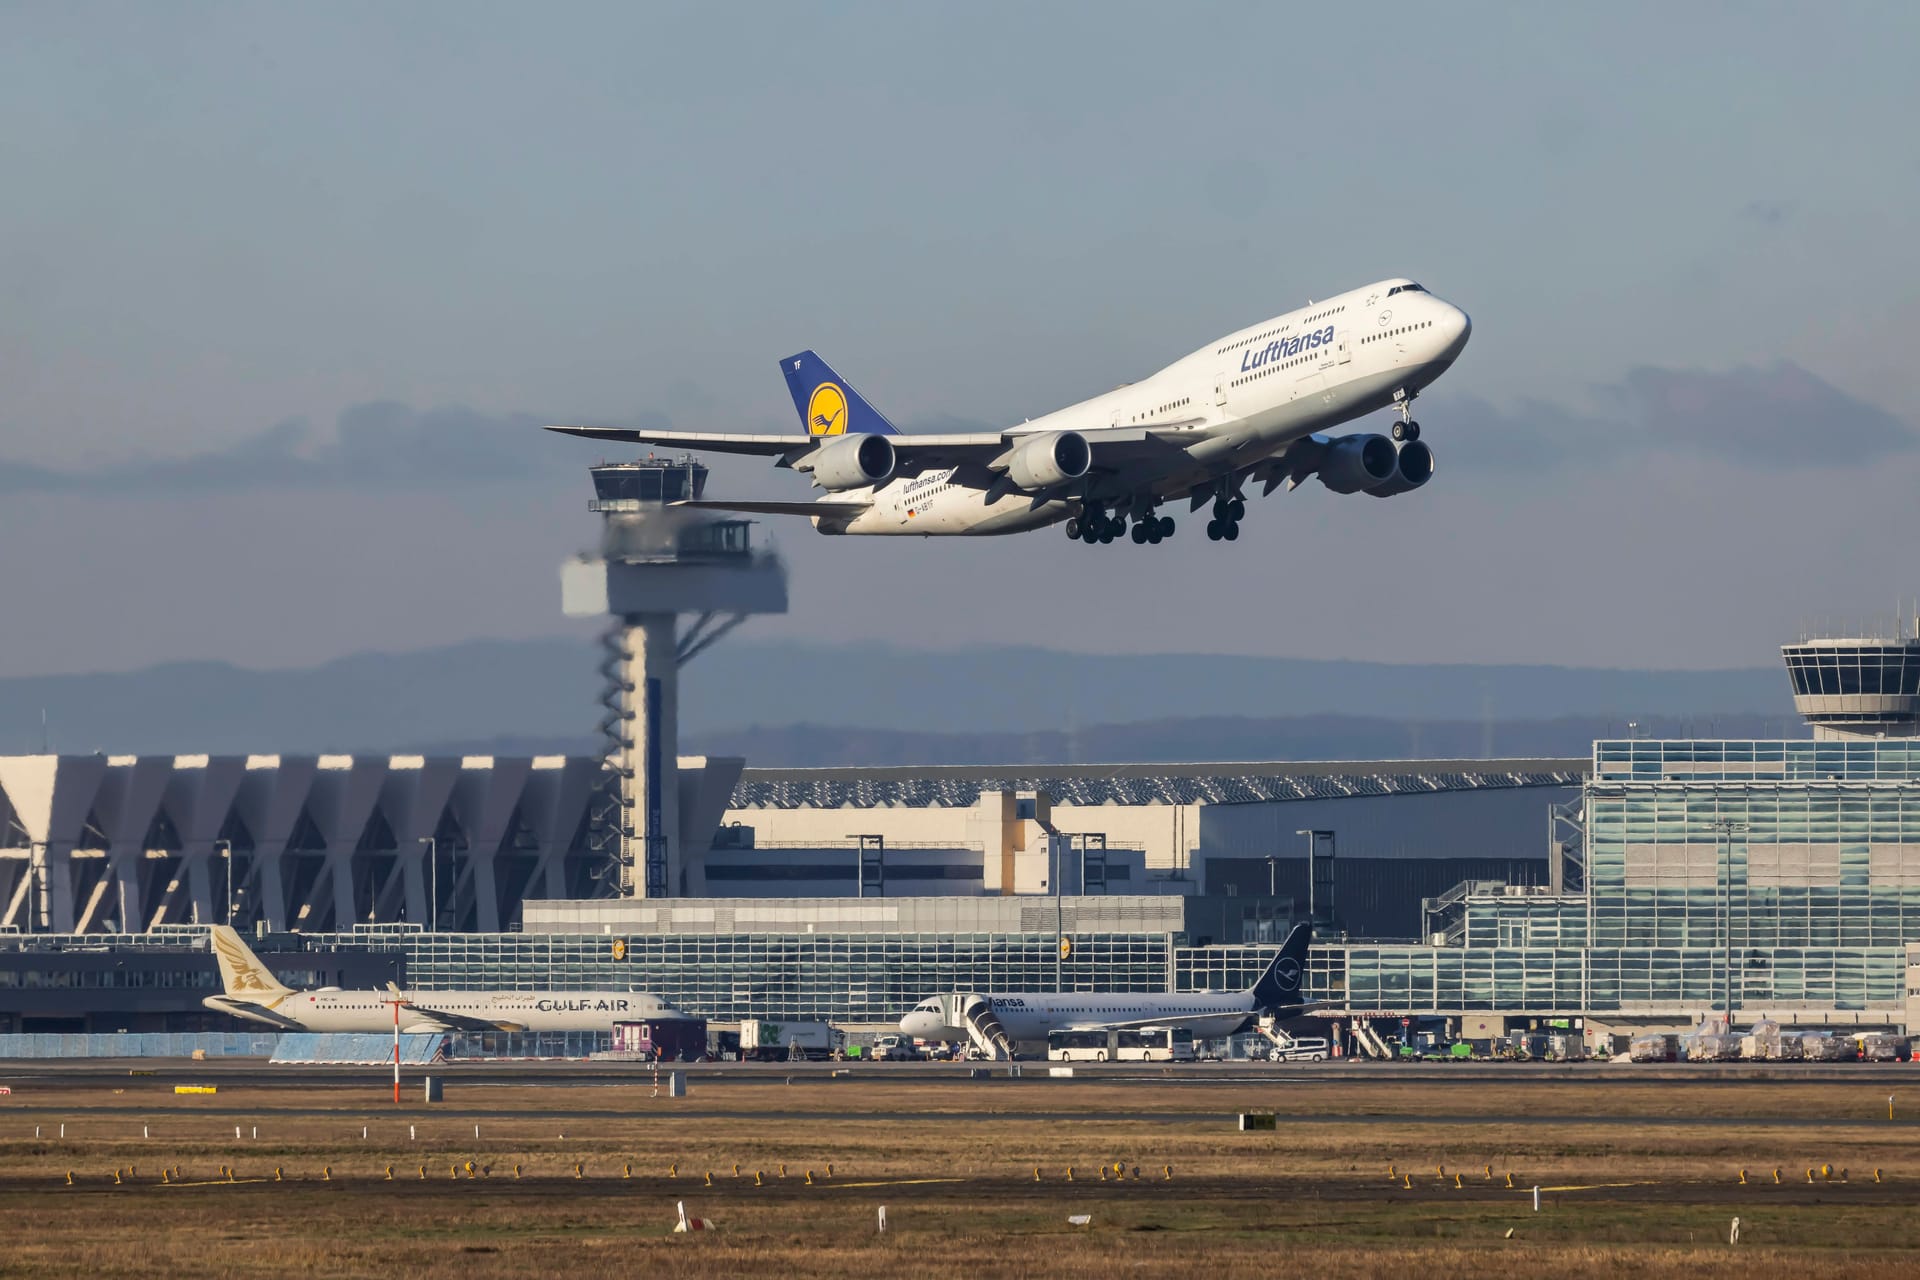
[1296,829,1335,933]
[214,839,232,927]
[417,837,437,931]
[25,841,43,934]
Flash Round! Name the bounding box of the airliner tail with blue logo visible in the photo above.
[781,350,900,438]
[549,279,1470,546]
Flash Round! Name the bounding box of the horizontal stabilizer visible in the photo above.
[546,425,801,456]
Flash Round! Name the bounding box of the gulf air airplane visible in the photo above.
[548,279,1469,545]
[201,926,691,1034]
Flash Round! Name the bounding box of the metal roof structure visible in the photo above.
[732,759,1588,809]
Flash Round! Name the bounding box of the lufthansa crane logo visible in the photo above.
[1274,957,1302,985]
[807,382,848,436]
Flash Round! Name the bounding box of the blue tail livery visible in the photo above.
[779,350,900,438]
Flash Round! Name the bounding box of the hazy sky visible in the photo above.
[3,2,1917,678]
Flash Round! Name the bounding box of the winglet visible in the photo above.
[208,925,293,1000]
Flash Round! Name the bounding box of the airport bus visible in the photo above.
[1046,1027,1196,1063]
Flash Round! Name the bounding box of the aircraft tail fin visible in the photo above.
[779,350,901,438]
[208,925,293,1000]
[1249,923,1312,1009]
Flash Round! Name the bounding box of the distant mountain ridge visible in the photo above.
[420,711,1798,769]
[0,637,1794,757]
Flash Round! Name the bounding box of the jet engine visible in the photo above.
[1005,430,1091,490]
[1366,441,1435,498]
[804,432,896,491]
[1314,433,1398,494]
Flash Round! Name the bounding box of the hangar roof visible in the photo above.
[731,759,1587,809]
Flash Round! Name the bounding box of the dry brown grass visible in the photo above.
[1,1071,1916,1276]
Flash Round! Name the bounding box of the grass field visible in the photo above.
[4,1068,1919,1277]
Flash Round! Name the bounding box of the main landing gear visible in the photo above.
[1205,495,1245,542]
[1066,505,1173,546]
[1204,480,1246,542]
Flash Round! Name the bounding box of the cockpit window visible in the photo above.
[1386,283,1426,297]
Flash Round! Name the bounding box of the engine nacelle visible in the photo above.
[1367,441,1435,498]
[1005,430,1091,490]
[1315,433,1398,494]
[805,432,896,491]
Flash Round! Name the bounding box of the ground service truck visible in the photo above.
[738,1019,843,1061]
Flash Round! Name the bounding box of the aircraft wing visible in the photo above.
[397,1002,528,1034]
[545,424,1210,477]
[672,498,870,518]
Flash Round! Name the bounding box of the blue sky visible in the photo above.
[2,2,1917,676]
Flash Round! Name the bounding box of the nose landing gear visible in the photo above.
[1391,388,1421,442]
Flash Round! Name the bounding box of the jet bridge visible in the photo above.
[944,992,1014,1060]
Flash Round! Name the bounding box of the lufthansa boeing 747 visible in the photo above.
[548,279,1469,545]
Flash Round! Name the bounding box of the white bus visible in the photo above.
[1047,1027,1197,1063]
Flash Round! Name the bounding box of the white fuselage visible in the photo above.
[899,990,1257,1046]
[824,279,1469,535]
[205,988,683,1034]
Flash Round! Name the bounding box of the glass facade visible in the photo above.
[323,930,1173,1024]
[1334,741,1920,1020]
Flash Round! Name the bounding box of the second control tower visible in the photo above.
[1783,616,1920,740]
[561,457,787,897]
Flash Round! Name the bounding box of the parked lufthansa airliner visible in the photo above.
[201,926,691,1034]
[897,924,1313,1054]
[548,280,1468,545]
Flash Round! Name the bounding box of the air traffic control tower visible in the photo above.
[561,458,787,897]
[1783,616,1920,739]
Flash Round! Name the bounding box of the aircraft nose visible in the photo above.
[1439,303,1471,357]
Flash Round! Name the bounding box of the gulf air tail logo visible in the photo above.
[807,382,848,436]
[212,931,282,994]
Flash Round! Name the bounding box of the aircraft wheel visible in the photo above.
[1224,522,1240,541]
[1146,523,1162,545]
[1099,527,1115,545]
[1130,523,1148,545]
[1065,518,1081,540]
[1405,420,1421,442]
[1393,419,1420,443]
[1228,499,1245,521]
[1212,499,1230,520]
[1206,520,1222,541]
[1158,516,1175,538]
